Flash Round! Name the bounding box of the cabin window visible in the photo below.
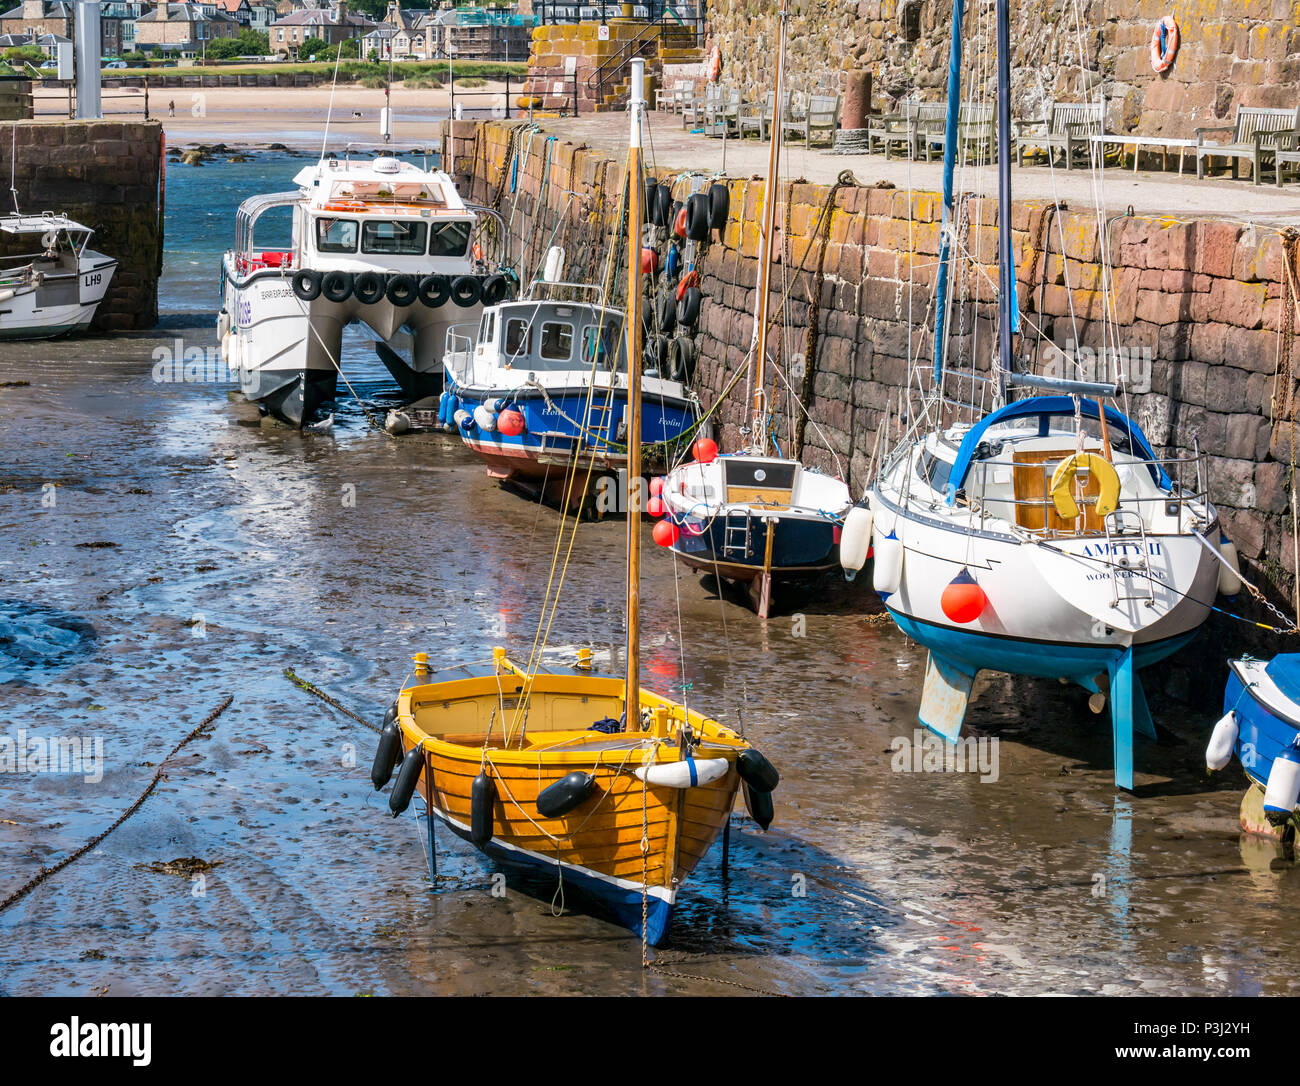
[504,317,532,358]
[920,449,953,492]
[361,220,427,255]
[429,221,471,257]
[480,311,496,344]
[315,217,358,253]
[581,321,619,369]
[539,321,574,362]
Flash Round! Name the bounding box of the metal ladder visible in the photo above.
[722,515,751,559]
[1102,506,1157,610]
[583,399,614,447]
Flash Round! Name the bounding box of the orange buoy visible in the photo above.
[693,437,718,463]
[940,568,987,624]
[652,520,680,547]
[497,408,525,437]
[640,247,660,275]
[1150,15,1179,73]
[673,205,688,239]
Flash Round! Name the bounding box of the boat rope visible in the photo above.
[282,668,380,732]
[0,695,234,916]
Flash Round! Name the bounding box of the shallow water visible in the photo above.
[0,155,1296,996]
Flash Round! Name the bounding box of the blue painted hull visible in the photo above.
[1225,666,1300,791]
[887,606,1197,689]
[671,511,840,582]
[437,812,674,944]
[447,380,696,483]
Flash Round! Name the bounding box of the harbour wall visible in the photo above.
[448,118,1299,692]
[706,0,1300,140]
[1,121,164,331]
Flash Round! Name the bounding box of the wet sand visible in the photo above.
[1,312,1297,996]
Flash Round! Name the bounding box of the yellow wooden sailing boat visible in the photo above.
[371,62,779,946]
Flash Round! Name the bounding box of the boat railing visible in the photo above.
[520,280,608,307]
[465,203,509,271]
[962,448,1212,538]
[445,323,479,383]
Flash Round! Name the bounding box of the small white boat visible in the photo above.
[0,213,117,339]
[220,151,511,428]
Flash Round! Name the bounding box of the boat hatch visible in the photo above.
[723,458,797,505]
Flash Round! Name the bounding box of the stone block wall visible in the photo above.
[0,120,164,331]
[450,118,1300,680]
[705,0,1300,140]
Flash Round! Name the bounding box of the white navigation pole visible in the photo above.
[74,0,102,120]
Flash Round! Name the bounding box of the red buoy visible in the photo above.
[497,408,525,437]
[693,437,718,463]
[646,495,666,517]
[649,476,665,496]
[674,206,688,239]
[940,568,987,624]
[640,247,660,275]
[652,520,680,547]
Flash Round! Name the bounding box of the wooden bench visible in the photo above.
[1015,100,1104,170]
[1276,129,1300,188]
[1196,105,1300,184]
[781,93,841,148]
[915,101,996,163]
[1090,133,1197,174]
[682,82,720,129]
[865,96,916,155]
[739,90,791,141]
[656,78,693,113]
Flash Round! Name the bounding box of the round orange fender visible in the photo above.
[1150,15,1179,73]
[1049,453,1121,521]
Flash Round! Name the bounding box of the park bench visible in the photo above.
[781,93,841,148]
[915,101,996,162]
[1015,100,1104,170]
[1195,105,1300,184]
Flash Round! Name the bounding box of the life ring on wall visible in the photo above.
[706,44,722,84]
[1150,15,1179,73]
[1049,453,1121,521]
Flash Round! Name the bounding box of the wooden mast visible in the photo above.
[624,58,646,722]
[749,0,788,457]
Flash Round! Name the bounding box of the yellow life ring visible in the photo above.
[1150,15,1179,73]
[1049,453,1121,521]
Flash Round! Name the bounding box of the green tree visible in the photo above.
[236,28,270,54]
[298,35,328,58]
[204,38,244,59]
[315,37,360,61]
[348,0,387,17]
[4,45,47,65]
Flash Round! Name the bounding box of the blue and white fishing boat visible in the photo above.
[439,281,700,508]
[1208,657,1300,831]
[844,0,1238,788]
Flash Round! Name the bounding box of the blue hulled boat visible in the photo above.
[438,285,699,509]
[1211,656,1300,828]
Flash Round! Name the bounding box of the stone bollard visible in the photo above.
[842,70,873,130]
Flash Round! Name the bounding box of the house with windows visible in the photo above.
[247,0,278,30]
[269,1,372,55]
[365,2,531,62]
[103,1,150,53]
[212,0,252,26]
[0,0,123,55]
[134,1,239,53]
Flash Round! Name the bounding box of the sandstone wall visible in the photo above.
[0,121,164,331]
[448,118,1300,685]
[706,0,1300,139]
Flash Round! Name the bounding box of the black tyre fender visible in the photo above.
[480,272,510,306]
[644,180,660,224]
[668,335,696,383]
[686,192,711,241]
[657,291,677,335]
[353,270,386,305]
[292,269,322,301]
[653,183,673,228]
[645,334,669,372]
[320,270,353,303]
[708,182,730,230]
[451,275,482,308]
[676,285,703,328]
[385,273,418,307]
[417,273,450,307]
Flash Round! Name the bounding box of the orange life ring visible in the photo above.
[706,44,722,84]
[1150,15,1179,73]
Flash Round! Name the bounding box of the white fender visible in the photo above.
[452,408,472,430]
[0,288,15,303]
[1204,710,1238,772]
[1216,535,1241,597]
[543,245,565,284]
[872,530,903,595]
[634,756,729,789]
[472,404,497,431]
[839,505,873,574]
[220,331,230,364]
[385,410,411,435]
[1263,745,1300,821]
[216,310,231,340]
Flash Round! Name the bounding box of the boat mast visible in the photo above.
[624,58,647,721]
[932,0,964,390]
[994,0,1013,404]
[749,0,788,456]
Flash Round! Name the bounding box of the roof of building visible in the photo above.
[272,8,375,25]
[136,3,240,23]
[0,1,73,20]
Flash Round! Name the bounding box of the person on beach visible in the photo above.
[168,100,175,117]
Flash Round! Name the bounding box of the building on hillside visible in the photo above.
[247,0,278,30]
[133,2,240,53]
[270,1,373,55]
[104,1,150,53]
[366,2,532,63]
[212,0,252,26]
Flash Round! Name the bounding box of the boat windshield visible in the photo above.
[496,303,625,372]
[362,220,427,255]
